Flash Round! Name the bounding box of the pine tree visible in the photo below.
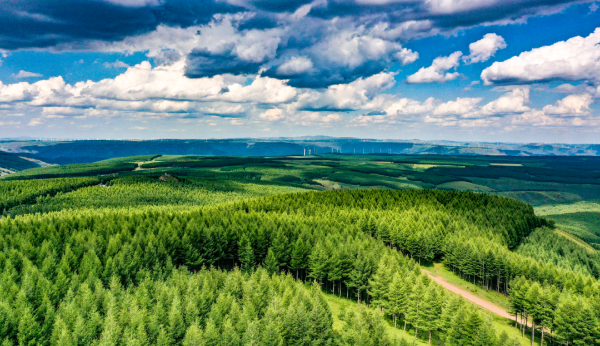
[508,276,525,329]
[220,318,240,346]
[242,320,262,346]
[388,272,408,330]
[290,235,310,280]
[168,295,186,343]
[260,319,283,346]
[97,298,121,346]
[156,325,171,346]
[463,309,484,346]
[202,319,220,346]
[439,296,464,343]
[308,242,328,285]
[271,229,290,270]
[405,277,426,339]
[419,284,443,346]
[17,306,40,346]
[348,251,375,305]
[368,257,393,313]
[264,248,279,275]
[238,234,255,274]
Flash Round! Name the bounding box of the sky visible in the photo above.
[1,0,600,142]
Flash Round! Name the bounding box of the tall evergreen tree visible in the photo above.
[419,284,443,346]
[238,234,255,274]
[264,248,279,275]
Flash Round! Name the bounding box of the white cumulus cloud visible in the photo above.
[27,118,44,126]
[406,51,462,83]
[259,108,285,121]
[542,93,593,116]
[463,33,506,64]
[481,28,600,86]
[12,71,43,79]
[294,72,396,111]
[395,48,419,65]
[433,97,482,117]
[480,88,530,115]
[276,57,313,75]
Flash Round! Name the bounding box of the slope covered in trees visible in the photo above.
[0,152,43,175]
[1,154,599,345]
[0,177,100,215]
[516,228,600,277]
[0,189,544,345]
[3,176,304,217]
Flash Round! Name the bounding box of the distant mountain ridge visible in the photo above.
[0,138,598,166]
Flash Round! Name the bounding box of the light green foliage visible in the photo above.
[5,176,306,215]
[516,228,600,277]
[0,177,99,215]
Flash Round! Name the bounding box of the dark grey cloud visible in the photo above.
[262,58,391,88]
[238,0,314,12]
[308,0,588,29]
[185,48,263,78]
[2,0,588,51]
[366,110,387,116]
[0,0,241,50]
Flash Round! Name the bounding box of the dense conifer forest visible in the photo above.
[0,155,599,345]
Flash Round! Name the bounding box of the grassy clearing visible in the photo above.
[489,163,523,167]
[438,181,495,192]
[314,179,344,190]
[554,229,596,252]
[545,212,600,245]
[535,200,600,216]
[496,190,584,206]
[411,163,442,170]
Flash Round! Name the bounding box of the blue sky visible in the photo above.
[1,0,600,143]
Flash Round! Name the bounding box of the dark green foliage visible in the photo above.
[429,164,600,185]
[140,157,287,170]
[0,153,41,172]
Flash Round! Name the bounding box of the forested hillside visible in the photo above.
[1,155,599,345]
[0,152,45,176]
[0,187,596,345]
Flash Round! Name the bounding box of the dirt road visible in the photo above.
[424,271,532,327]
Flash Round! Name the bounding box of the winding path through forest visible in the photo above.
[424,271,532,328]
